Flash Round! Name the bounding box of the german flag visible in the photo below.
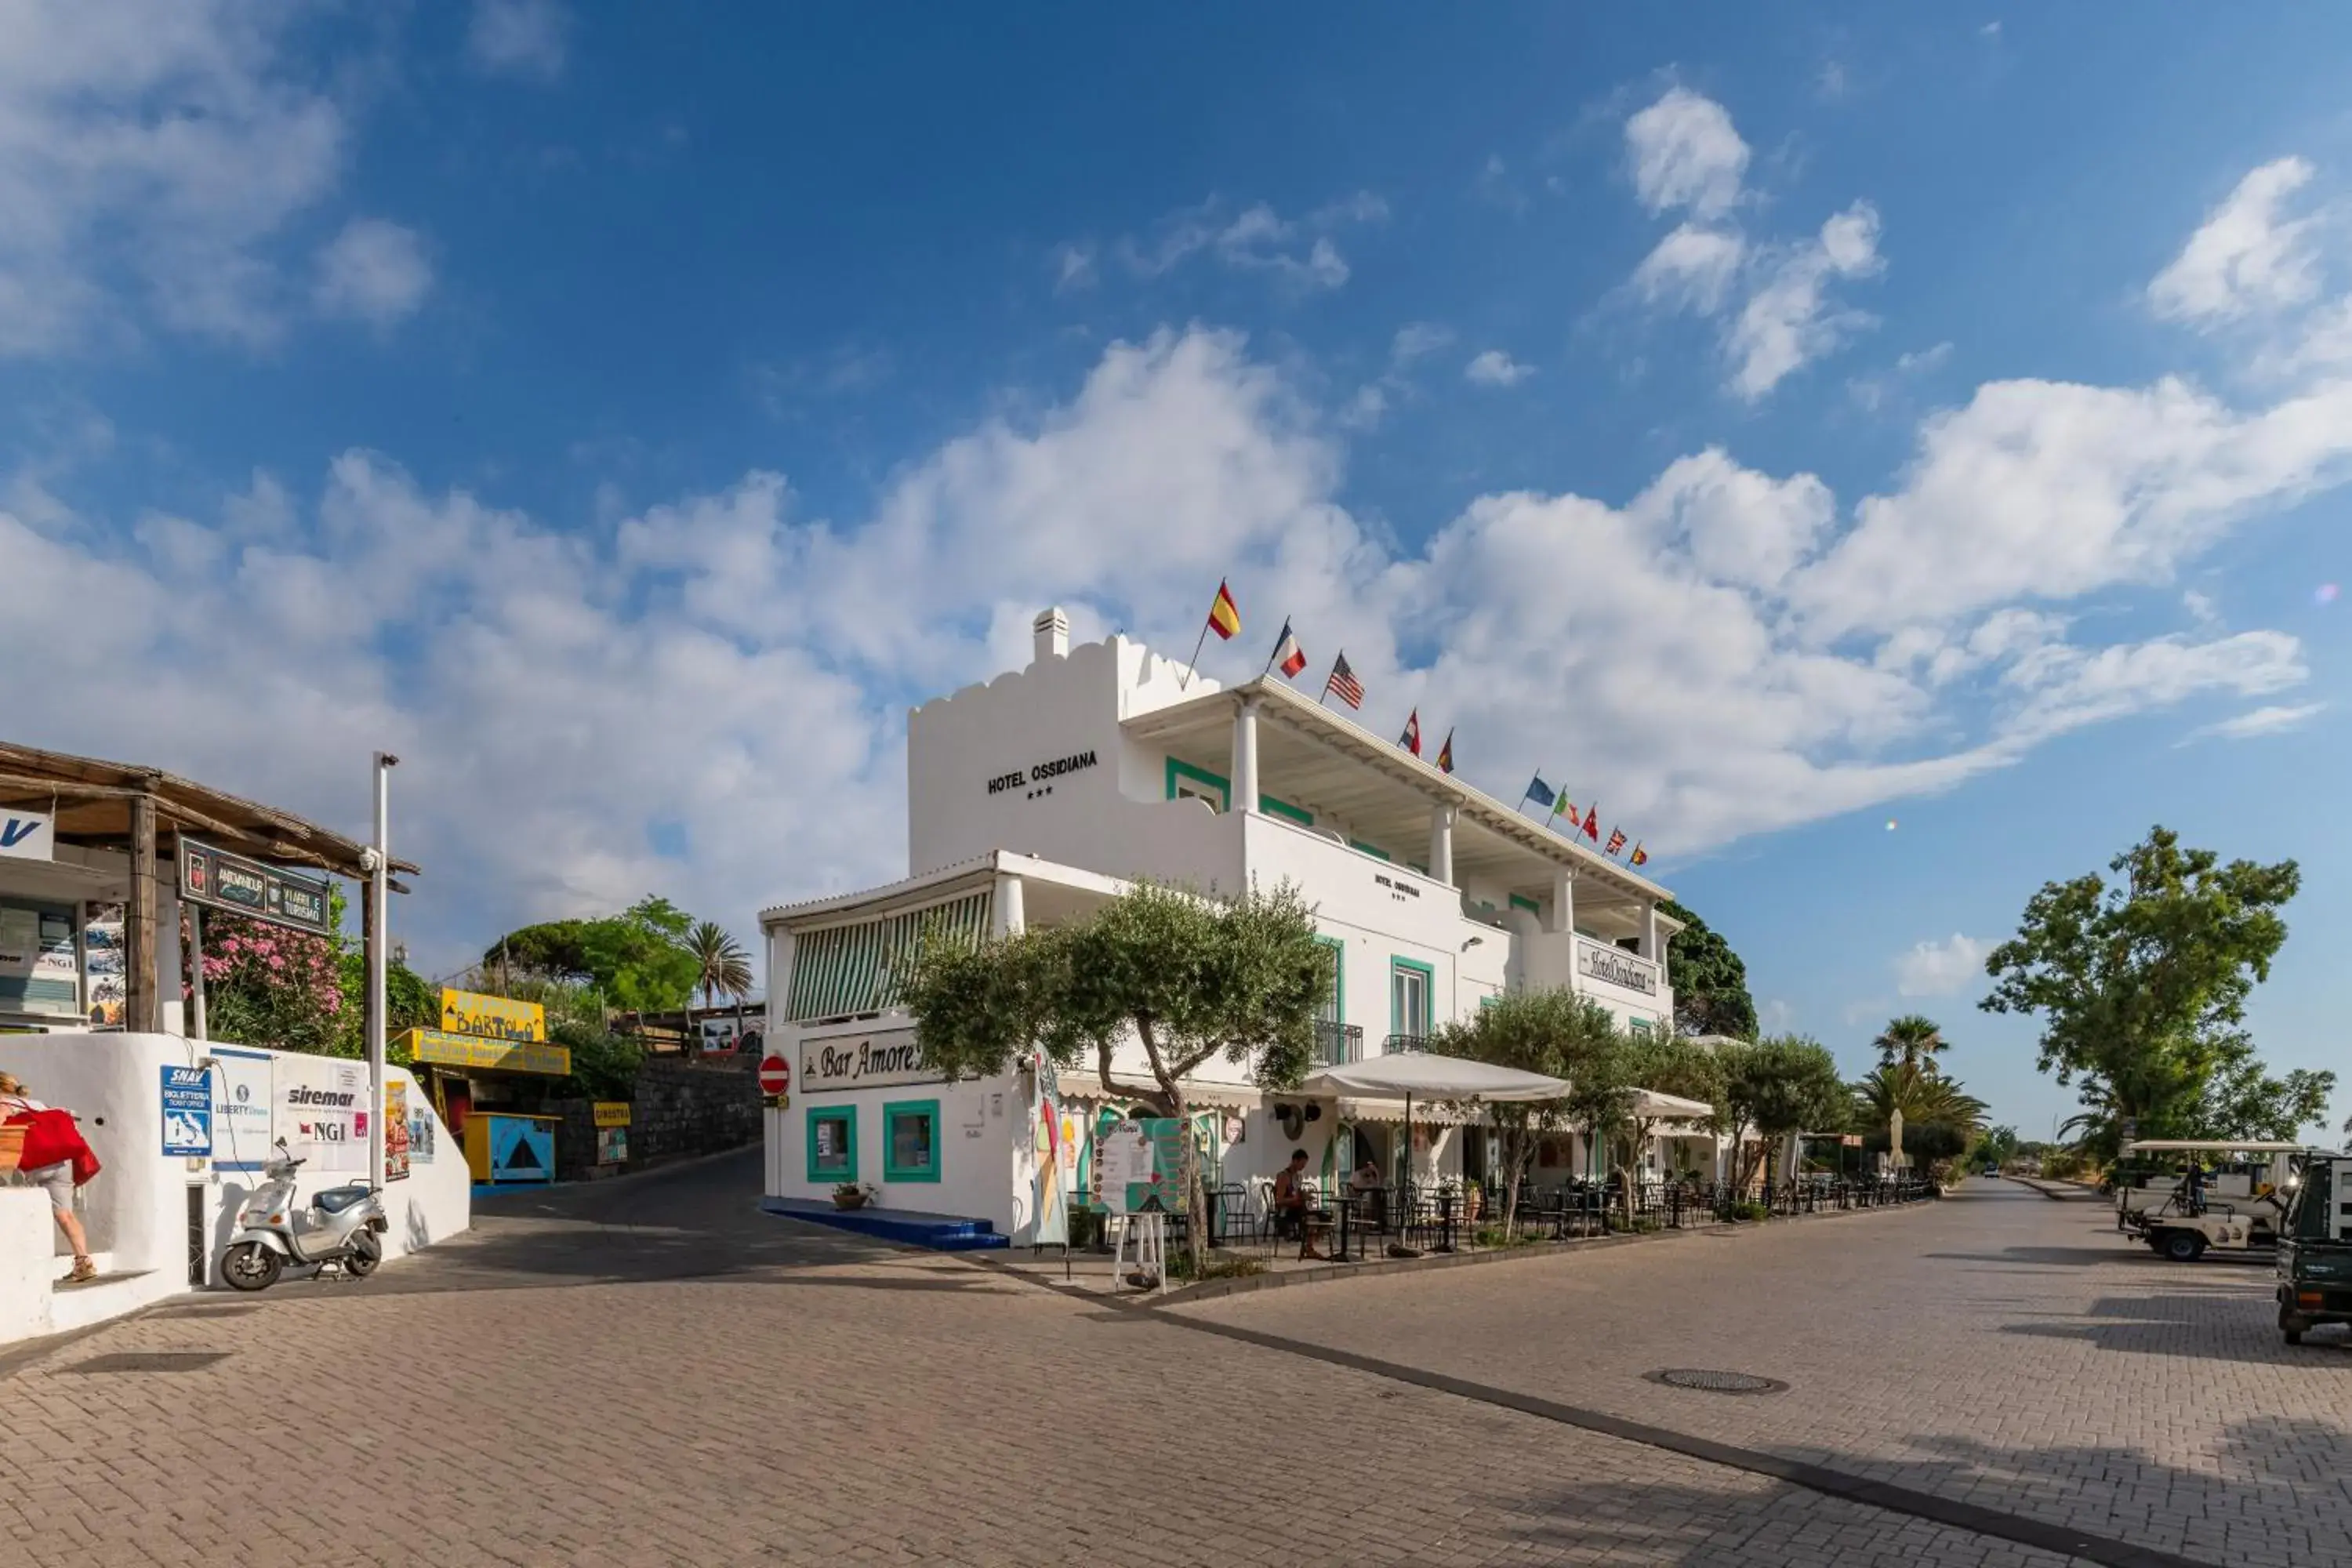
[1436,728,1454,775]
[1206,579,1242,641]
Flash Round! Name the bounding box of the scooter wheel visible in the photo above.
[345,1232,383,1279]
[221,1242,282,1292]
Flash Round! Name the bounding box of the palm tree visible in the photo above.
[685,921,752,1050]
[1874,1014,1949,1076]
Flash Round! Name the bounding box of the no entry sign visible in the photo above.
[758,1054,790,1096]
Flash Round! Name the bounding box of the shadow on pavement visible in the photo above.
[250,1148,1015,1298]
[1997,1290,2351,1363]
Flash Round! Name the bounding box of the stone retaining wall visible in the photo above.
[550,1053,762,1180]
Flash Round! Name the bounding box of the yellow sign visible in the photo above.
[593,1102,631,1128]
[439,988,546,1044]
[398,1028,572,1077]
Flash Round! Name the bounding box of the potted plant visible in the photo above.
[833,1181,877,1210]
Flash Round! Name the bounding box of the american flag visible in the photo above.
[1323,652,1363,710]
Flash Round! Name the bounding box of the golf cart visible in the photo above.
[2113,1140,2306,1261]
[2277,1152,2352,1345]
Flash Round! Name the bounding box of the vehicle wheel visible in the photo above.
[345,1232,383,1279]
[221,1242,282,1292]
[2161,1229,2207,1263]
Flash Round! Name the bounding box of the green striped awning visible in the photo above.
[784,890,993,1022]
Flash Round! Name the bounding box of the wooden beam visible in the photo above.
[127,789,160,1033]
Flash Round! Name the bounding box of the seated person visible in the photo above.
[1271,1149,1328,1260]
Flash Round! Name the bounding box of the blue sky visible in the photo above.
[7,4,2351,1138]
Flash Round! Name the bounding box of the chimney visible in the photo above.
[1033,605,1070,665]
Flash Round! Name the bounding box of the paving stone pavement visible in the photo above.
[1181,1178,2352,1566]
[0,1158,2308,1566]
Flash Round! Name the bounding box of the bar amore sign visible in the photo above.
[800,1029,942,1092]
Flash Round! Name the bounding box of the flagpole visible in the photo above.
[1261,617,1287,679]
[1178,615,1211,692]
[1317,649,1339,708]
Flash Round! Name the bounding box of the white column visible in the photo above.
[1428,804,1454,886]
[1232,697,1260,816]
[1637,902,1661,962]
[993,873,1027,938]
[1550,868,1575,936]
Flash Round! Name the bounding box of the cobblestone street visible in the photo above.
[2,1159,2343,1567]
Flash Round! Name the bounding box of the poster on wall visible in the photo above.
[160,1065,213,1156]
[383,1082,412,1181]
[82,902,125,1025]
[0,903,79,1018]
[209,1049,274,1172]
[407,1098,436,1165]
[281,1059,366,1173]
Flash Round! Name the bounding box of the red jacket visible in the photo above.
[5,1108,101,1185]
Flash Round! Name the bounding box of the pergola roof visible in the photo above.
[1123,677,1674,912]
[0,741,409,883]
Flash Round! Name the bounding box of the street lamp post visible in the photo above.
[368,752,398,1192]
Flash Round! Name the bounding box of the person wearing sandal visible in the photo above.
[0,1072,100,1285]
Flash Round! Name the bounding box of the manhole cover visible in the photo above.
[67,1352,231,1374]
[1646,1367,1785,1395]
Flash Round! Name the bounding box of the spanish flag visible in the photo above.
[1629,842,1649,867]
[1207,579,1242,641]
[1436,728,1454,775]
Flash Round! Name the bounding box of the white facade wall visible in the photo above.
[0,1032,469,1346]
[764,625,1678,1226]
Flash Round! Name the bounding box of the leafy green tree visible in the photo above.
[1431,989,1617,1232]
[898,880,1330,1275]
[1969,1125,2021,1169]
[551,1018,645,1102]
[2187,1041,2335,1143]
[1981,826,2301,1158]
[483,896,702,1014]
[1872,1014,1948,1076]
[1661,900,1757,1040]
[197,887,432,1060]
[1608,1029,1725,1217]
[1716,1035,1849,1192]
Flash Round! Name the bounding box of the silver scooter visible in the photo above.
[220,1139,388,1291]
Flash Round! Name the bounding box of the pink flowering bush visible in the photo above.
[190,911,351,1057]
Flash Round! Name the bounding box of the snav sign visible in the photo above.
[800,1029,942,1092]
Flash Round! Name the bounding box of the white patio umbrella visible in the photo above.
[1301,1054,1571,1189]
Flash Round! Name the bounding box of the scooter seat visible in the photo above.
[312,1186,372,1215]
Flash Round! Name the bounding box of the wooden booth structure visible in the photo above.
[0,741,417,1034]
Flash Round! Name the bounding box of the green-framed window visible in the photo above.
[807,1105,858,1183]
[1389,956,1434,1038]
[1628,1018,1654,1040]
[1163,757,1314,825]
[1508,894,1543,917]
[1314,936,1345,1025]
[1350,839,1392,862]
[883,1098,942,1182]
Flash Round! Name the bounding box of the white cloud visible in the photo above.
[1795,373,2352,638]
[1624,87,1749,220]
[1633,223,1747,313]
[1113,193,1385,292]
[1391,322,1454,362]
[2181,702,2325,744]
[0,1,347,354]
[1849,341,1953,412]
[2148,157,2320,325]
[1895,935,1988,998]
[1051,243,1097,293]
[1464,350,1535,387]
[1620,92,1884,400]
[1726,202,1885,400]
[313,220,433,328]
[5,319,2334,964]
[467,0,570,83]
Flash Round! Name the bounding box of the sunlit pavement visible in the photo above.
[2,1158,2342,1566]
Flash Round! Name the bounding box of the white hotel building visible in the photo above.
[759,609,1687,1243]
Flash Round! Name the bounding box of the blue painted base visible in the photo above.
[762,1196,1009,1250]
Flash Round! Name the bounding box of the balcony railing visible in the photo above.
[1316,1021,1364,1065]
[1383,1032,1431,1054]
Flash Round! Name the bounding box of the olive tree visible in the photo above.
[896,879,1330,1275]
[1715,1034,1849,1193]
[1609,1029,1726,1214]
[1430,989,1618,1234]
